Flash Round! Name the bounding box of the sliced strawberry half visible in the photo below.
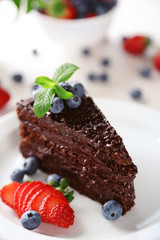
[49,204,74,228]
[14,182,29,210]
[16,182,32,217]
[21,181,45,214]
[25,185,61,213]
[18,181,43,217]
[39,193,69,222]
[0,182,20,209]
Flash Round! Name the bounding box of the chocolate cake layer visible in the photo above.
[17,93,138,214]
[20,125,135,214]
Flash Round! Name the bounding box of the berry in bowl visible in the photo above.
[15,0,118,47]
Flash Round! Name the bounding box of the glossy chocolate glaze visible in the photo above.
[17,93,138,214]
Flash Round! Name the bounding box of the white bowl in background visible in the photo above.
[33,3,118,47]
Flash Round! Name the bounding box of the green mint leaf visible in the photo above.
[35,76,55,89]
[12,0,21,8]
[60,178,69,189]
[64,191,74,203]
[49,181,58,187]
[33,88,55,118]
[53,63,79,83]
[55,84,73,99]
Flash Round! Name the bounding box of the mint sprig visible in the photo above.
[53,63,79,83]
[49,178,74,203]
[12,0,46,13]
[33,63,79,118]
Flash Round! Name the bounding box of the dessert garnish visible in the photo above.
[11,156,39,182]
[153,51,160,71]
[123,35,151,55]
[0,180,74,229]
[0,87,10,109]
[33,63,79,118]
[12,0,117,19]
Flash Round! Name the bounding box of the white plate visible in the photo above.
[0,98,160,240]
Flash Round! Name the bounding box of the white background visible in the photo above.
[0,0,160,116]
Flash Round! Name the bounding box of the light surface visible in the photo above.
[0,99,160,239]
[0,0,160,118]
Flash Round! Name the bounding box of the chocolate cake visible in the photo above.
[17,93,137,215]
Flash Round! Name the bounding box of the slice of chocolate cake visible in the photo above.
[17,92,137,215]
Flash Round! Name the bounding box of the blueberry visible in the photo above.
[50,97,64,114]
[72,83,84,98]
[101,58,110,66]
[88,73,97,81]
[12,74,23,83]
[32,49,38,55]
[32,85,43,100]
[10,169,24,182]
[102,200,123,221]
[82,48,91,56]
[95,6,108,15]
[105,0,117,10]
[130,89,142,99]
[99,73,108,82]
[47,173,62,186]
[66,95,82,109]
[139,68,151,78]
[21,210,41,230]
[23,156,39,176]
[59,82,74,93]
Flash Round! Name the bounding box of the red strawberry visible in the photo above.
[14,182,29,211]
[21,182,45,214]
[1,181,75,228]
[18,181,43,217]
[153,51,160,71]
[123,36,151,55]
[62,5,76,19]
[0,87,10,109]
[16,182,32,217]
[0,182,20,209]
[39,194,69,222]
[49,204,74,228]
[24,185,61,215]
[45,0,76,19]
[86,12,97,18]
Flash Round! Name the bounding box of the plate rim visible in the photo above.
[0,98,160,240]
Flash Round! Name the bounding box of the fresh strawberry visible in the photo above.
[24,185,62,215]
[153,51,160,71]
[39,194,69,222]
[123,35,151,55]
[16,182,32,217]
[0,87,10,109]
[0,182,20,209]
[14,182,29,210]
[18,181,43,217]
[49,204,74,228]
[1,181,75,228]
[21,182,45,214]
[86,12,97,18]
[45,0,76,19]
